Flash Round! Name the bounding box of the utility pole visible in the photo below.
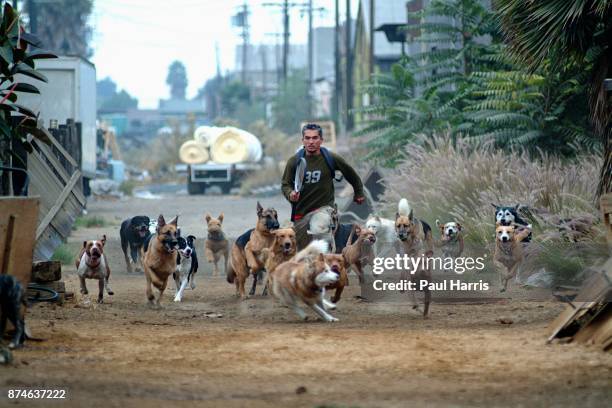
[333,0,341,125]
[369,0,374,77]
[241,1,250,84]
[282,0,289,80]
[307,0,313,118]
[345,0,353,130]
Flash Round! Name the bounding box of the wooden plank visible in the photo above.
[31,139,86,206]
[35,170,81,240]
[39,126,78,168]
[0,197,40,287]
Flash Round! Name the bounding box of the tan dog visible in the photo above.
[261,227,297,296]
[395,208,434,318]
[268,240,339,322]
[494,222,532,292]
[341,224,376,284]
[76,235,113,303]
[435,220,464,268]
[204,213,228,276]
[227,202,279,299]
[142,214,179,308]
[323,254,348,305]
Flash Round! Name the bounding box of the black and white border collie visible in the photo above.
[173,235,199,302]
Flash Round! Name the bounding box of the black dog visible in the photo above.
[120,216,151,273]
[492,204,532,242]
[0,275,25,349]
[173,235,199,302]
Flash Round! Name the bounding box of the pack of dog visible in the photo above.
[204,213,228,276]
[120,215,151,273]
[173,235,198,302]
[395,200,434,318]
[268,240,340,322]
[226,202,279,299]
[76,235,114,303]
[142,215,180,308]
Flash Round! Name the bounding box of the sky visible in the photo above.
[90,0,350,109]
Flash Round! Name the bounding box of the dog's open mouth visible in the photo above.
[138,227,148,238]
[331,265,340,275]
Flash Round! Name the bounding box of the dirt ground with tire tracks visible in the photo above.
[1,191,611,407]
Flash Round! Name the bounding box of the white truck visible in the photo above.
[181,126,263,195]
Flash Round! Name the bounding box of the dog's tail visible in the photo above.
[398,198,411,217]
[294,239,329,262]
[226,259,236,284]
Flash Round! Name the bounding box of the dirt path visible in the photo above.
[2,193,611,407]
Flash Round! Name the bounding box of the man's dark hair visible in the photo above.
[301,123,323,138]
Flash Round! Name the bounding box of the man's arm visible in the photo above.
[333,153,365,199]
[281,156,296,201]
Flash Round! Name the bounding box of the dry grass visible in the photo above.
[380,134,607,282]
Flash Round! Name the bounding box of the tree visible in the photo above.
[27,0,93,58]
[97,77,138,112]
[496,0,612,197]
[219,80,250,117]
[166,60,187,100]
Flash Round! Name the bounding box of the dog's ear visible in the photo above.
[188,235,196,241]
[318,252,325,263]
[101,234,107,245]
[408,209,414,221]
[205,213,212,223]
[491,203,499,209]
[157,214,166,229]
[354,224,362,235]
[82,240,87,248]
[374,215,381,222]
[395,212,400,220]
[436,219,441,228]
[514,204,521,212]
[456,223,462,231]
[257,201,263,216]
[218,213,224,224]
[169,215,179,226]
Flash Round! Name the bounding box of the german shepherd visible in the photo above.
[142,215,179,308]
[227,202,279,299]
[395,203,434,318]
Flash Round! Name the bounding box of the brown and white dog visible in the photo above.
[227,201,279,299]
[435,220,464,260]
[268,240,339,322]
[204,213,228,276]
[341,224,376,285]
[395,205,434,318]
[323,253,348,306]
[142,214,179,308]
[494,222,532,292]
[76,235,113,303]
[261,227,297,296]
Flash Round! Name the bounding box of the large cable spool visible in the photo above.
[179,140,209,164]
[210,127,262,164]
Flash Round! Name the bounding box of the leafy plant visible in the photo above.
[496,0,612,196]
[461,61,597,153]
[0,3,56,193]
